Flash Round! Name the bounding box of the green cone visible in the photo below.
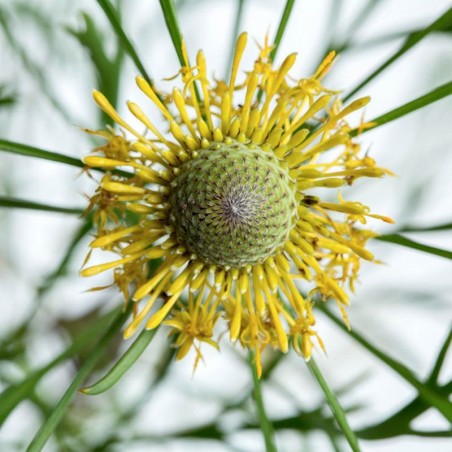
[169,141,298,268]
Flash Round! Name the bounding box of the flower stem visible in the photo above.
[0,139,83,168]
[81,327,159,395]
[248,351,277,452]
[159,0,202,104]
[96,0,153,88]
[0,196,84,215]
[257,0,296,102]
[344,6,452,101]
[352,80,452,136]
[226,0,245,79]
[269,0,296,62]
[307,358,361,452]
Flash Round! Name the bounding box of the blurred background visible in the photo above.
[0,0,451,451]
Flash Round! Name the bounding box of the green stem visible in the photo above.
[269,0,296,62]
[248,351,277,452]
[159,0,184,67]
[307,358,361,452]
[0,138,132,177]
[225,0,245,79]
[96,0,153,88]
[0,139,83,168]
[428,327,452,384]
[159,0,201,103]
[400,221,452,233]
[26,304,132,452]
[81,327,159,395]
[353,81,452,136]
[257,0,296,103]
[344,7,452,100]
[0,196,84,215]
[337,0,379,52]
[376,234,452,260]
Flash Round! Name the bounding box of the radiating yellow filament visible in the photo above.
[196,50,214,130]
[220,92,232,134]
[229,32,248,99]
[123,273,172,339]
[288,134,348,168]
[132,260,173,301]
[135,76,173,121]
[240,74,259,133]
[146,290,184,329]
[127,101,176,148]
[261,278,288,352]
[173,89,199,140]
[81,253,141,277]
[92,90,149,143]
[230,286,242,340]
[260,52,297,120]
[101,181,146,195]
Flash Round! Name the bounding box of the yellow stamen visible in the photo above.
[90,225,140,248]
[229,32,248,99]
[135,76,173,121]
[101,181,146,195]
[123,273,172,339]
[240,73,259,133]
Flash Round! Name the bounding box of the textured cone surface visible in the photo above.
[169,141,298,267]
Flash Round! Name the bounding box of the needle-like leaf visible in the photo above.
[0,196,83,215]
[81,327,159,395]
[376,234,452,261]
[345,7,452,100]
[307,358,361,452]
[0,139,83,168]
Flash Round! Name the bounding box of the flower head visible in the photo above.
[81,33,392,375]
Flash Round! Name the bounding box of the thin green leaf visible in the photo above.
[321,308,452,423]
[0,139,83,168]
[96,0,153,88]
[337,0,379,52]
[225,0,245,78]
[376,234,452,260]
[314,0,343,67]
[0,138,132,178]
[358,386,451,439]
[307,358,361,452]
[345,7,452,100]
[352,81,452,136]
[0,196,83,215]
[269,0,296,62]
[400,221,452,233]
[256,0,296,102]
[159,0,185,67]
[159,0,201,103]
[26,304,132,452]
[406,429,452,438]
[81,327,159,395]
[248,351,277,452]
[0,84,16,108]
[428,327,452,384]
[0,309,118,427]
